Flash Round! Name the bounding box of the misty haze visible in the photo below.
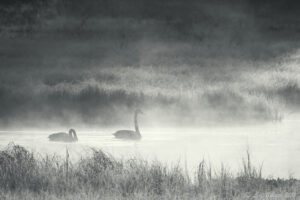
[0,0,300,199]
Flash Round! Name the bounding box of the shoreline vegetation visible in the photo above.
[1,1,300,128]
[0,144,299,200]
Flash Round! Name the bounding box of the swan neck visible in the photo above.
[69,129,78,141]
[73,131,78,141]
[134,112,140,135]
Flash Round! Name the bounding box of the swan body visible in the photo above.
[49,129,78,142]
[113,109,143,140]
[113,130,141,140]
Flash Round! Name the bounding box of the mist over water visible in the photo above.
[1,113,300,179]
[1,0,300,185]
[0,0,300,128]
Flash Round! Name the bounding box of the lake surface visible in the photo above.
[0,117,300,179]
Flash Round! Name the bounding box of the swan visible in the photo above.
[113,109,143,140]
[48,128,78,142]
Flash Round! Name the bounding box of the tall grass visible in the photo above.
[0,144,298,199]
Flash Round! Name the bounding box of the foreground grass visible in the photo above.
[0,144,298,200]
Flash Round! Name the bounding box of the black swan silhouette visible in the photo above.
[113,109,143,140]
[48,128,78,142]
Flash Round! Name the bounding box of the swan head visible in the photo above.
[69,129,75,134]
[135,109,143,115]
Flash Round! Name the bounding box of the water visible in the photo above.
[0,117,300,179]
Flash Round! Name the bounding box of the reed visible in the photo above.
[0,144,298,199]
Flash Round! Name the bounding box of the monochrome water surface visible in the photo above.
[1,114,299,179]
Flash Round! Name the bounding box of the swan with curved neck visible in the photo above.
[113,109,143,140]
[49,128,78,142]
